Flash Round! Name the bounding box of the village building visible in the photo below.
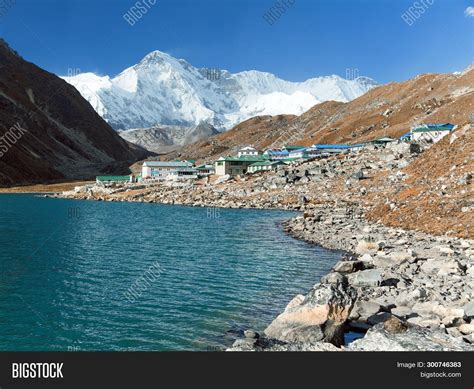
[285,145,326,159]
[247,160,285,174]
[141,161,197,180]
[399,132,412,142]
[411,123,455,143]
[311,144,364,155]
[195,164,215,176]
[237,145,261,157]
[263,148,290,160]
[371,137,397,146]
[215,155,267,176]
[283,145,306,153]
[288,148,308,159]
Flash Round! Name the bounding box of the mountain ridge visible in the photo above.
[163,64,473,163]
[0,39,149,186]
[63,50,378,133]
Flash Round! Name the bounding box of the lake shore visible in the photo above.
[0,181,94,194]
[51,140,473,351]
[54,178,473,351]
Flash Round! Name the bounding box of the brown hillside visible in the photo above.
[165,66,473,163]
[0,39,149,187]
[367,124,473,237]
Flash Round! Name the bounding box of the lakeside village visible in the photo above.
[96,123,456,185]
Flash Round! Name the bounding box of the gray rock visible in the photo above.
[284,294,305,311]
[463,301,474,319]
[410,288,427,300]
[348,323,472,351]
[395,291,417,308]
[244,330,260,339]
[353,300,382,320]
[352,170,365,180]
[420,259,461,276]
[348,269,384,287]
[333,260,366,274]
[391,306,416,319]
[264,282,357,347]
[412,301,439,318]
[227,336,341,352]
[367,312,392,325]
[321,272,346,284]
[458,324,474,335]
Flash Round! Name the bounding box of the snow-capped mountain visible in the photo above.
[63,50,378,132]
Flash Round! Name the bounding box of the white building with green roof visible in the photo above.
[411,123,456,143]
[247,160,285,174]
[237,145,261,157]
[142,161,197,180]
[214,155,268,176]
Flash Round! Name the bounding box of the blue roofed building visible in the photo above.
[311,143,364,155]
[411,123,456,143]
[399,132,412,142]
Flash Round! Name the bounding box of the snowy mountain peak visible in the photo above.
[63,50,378,131]
[137,50,178,68]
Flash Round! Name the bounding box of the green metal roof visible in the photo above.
[196,164,214,170]
[281,157,300,163]
[249,160,284,167]
[96,176,130,182]
[283,145,306,150]
[412,126,452,133]
[217,155,268,163]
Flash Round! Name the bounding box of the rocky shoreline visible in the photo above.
[56,140,473,351]
[229,204,473,351]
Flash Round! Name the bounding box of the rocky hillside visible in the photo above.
[165,65,473,163]
[0,39,149,187]
[367,124,473,237]
[119,122,219,154]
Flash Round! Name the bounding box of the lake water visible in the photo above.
[0,194,342,351]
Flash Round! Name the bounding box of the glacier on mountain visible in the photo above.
[62,50,378,132]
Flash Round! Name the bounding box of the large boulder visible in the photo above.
[348,323,472,351]
[350,300,382,321]
[333,260,366,274]
[420,259,461,276]
[264,282,357,347]
[412,301,465,324]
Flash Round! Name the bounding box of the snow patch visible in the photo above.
[62,51,378,131]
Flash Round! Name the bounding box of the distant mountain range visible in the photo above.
[63,50,378,152]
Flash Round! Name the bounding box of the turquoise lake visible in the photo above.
[0,194,342,351]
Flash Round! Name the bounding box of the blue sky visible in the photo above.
[0,0,472,83]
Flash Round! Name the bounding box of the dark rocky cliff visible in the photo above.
[0,39,149,186]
